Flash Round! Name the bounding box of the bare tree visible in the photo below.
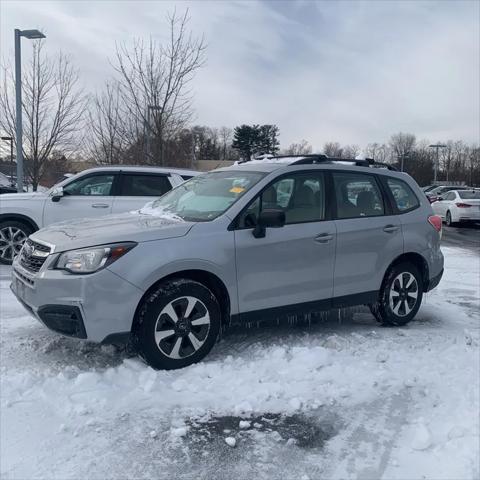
[342,144,361,159]
[283,139,312,155]
[364,143,390,163]
[87,82,128,164]
[219,126,233,160]
[389,132,416,169]
[112,10,206,166]
[323,141,343,158]
[467,145,480,186]
[0,41,87,190]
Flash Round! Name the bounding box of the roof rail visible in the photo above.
[239,154,398,171]
[286,155,398,171]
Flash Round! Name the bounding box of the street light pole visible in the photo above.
[14,29,23,192]
[1,137,14,183]
[397,153,409,172]
[429,144,447,184]
[14,28,46,193]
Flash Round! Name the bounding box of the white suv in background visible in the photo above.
[0,166,198,264]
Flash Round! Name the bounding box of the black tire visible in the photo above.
[134,279,221,370]
[446,211,456,227]
[370,262,423,326]
[0,220,33,265]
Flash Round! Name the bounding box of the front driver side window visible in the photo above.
[238,173,325,227]
[63,175,115,196]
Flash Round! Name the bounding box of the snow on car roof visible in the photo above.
[81,165,199,175]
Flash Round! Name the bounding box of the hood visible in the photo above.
[31,211,195,252]
[1,192,47,201]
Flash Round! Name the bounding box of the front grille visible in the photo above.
[19,239,51,273]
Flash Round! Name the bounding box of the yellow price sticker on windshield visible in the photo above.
[230,186,245,194]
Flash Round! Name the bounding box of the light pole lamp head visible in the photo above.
[20,29,46,39]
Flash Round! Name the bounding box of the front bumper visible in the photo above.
[11,257,144,342]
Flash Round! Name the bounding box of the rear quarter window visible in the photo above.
[386,178,419,212]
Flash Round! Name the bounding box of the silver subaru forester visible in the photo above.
[11,156,444,369]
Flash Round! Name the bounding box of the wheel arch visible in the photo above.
[132,269,232,332]
[0,213,39,232]
[384,252,430,292]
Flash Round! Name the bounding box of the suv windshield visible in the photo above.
[140,170,265,221]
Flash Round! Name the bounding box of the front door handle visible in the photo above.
[383,224,399,233]
[92,203,109,209]
[315,233,334,243]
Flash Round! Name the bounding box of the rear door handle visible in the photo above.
[315,233,334,243]
[92,203,109,209]
[383,224,399,233]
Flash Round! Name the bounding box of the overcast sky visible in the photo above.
[1,0,479,151]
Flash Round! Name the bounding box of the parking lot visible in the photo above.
[441,222,480,252]
[1,240,478,480]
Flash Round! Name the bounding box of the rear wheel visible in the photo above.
[0,220,32,265]
[446,210,457,227]
[134,279,221,370]
[370,262,423,326]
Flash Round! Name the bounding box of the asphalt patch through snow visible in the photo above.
[186,412,338,450]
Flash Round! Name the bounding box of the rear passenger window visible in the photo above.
[121,175,171,196]
[386,178,419,212]
[333,172,384,219]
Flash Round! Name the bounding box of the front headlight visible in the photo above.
[54,242,137,274]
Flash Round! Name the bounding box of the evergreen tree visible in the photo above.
[257,125,280,155]
[232,124,280,160]
[232,124,259,161]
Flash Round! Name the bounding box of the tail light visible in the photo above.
[428,196,437,204]
[428,215,442,236]
[455,203,471,208]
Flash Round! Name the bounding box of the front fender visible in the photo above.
[106,230,238,315]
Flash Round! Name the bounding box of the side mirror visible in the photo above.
[437,196,444,201]
[51,186,64,202]
[252,209,286,238]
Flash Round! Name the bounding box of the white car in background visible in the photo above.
[0,165,198,264]
[432,189,480,226]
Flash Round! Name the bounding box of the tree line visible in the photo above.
[0,11,478,189]
[321,134,480,187]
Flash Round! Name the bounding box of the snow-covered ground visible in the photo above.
[1,246,479,480]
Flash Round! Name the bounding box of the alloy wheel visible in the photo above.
[0,226,27,262]
[154,296,211,359]
[389,272,419,317]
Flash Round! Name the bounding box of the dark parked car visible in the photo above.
[0,173,17,194]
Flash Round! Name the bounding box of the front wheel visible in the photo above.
[0,220,32,265]
[134,279,221,370]
[370,263,423,326]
